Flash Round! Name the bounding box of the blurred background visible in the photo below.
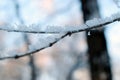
[0,0,120,80]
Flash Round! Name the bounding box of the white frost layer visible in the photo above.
[0,12,120,33]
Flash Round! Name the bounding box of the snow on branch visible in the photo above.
[0,12,120,60]
[0,33,68,60]
[0,12,120,34]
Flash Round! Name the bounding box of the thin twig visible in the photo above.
[0,33,69,60]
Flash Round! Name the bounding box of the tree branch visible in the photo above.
[0,33,69,60]
[0,12,120,60]
[0,12,120,34]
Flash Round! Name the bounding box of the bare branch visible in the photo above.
[0,12,120,34]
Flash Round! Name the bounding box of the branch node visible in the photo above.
[49,43,53,47]
[14,55,19,59]
[67,31,72,36]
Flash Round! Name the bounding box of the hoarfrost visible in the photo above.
[0,12,120,34]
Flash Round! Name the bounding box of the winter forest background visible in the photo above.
[0,0,120,80]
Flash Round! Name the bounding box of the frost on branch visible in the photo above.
[0,33,67,60]
[0,12,120,59]
[28,34,64,52]
[0,12,120,34]
[86,12,120,27]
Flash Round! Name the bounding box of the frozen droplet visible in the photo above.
[88,31,91,36]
